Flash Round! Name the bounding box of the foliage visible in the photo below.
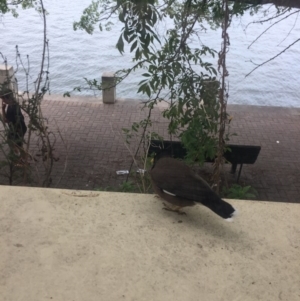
[222,184,258,200]
[71,1,250,193]
[95,176,151,194]
[75,1,227,165]
[0,0,42,17]
[95,185,117,192]
[121,120,158,193]
[0,0,60,187]
[119,180,136,192]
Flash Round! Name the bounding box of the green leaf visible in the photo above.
[130,40,138,52]
[119,11,124,23]
[116,35,124,54]
[135,48,140,59]
[137,85,145,94]
[145,85,151,97]
[153,11,157,24]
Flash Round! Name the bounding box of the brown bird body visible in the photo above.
[150,154,236,220]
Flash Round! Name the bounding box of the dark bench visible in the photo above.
[148,140,261,183]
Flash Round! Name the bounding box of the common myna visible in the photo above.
[150,152,237,221]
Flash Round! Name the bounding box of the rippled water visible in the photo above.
[1,0,300,107]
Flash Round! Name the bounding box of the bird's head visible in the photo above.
[151,150,172,167]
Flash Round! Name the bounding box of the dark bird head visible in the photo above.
[151,150,172,167]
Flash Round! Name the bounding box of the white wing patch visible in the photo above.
[232,209,238,217]
[163,189,176,197]
[225,209,238,222]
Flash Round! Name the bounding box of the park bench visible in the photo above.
[148,140,261,183]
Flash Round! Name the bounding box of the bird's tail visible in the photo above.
[200,196,237,221]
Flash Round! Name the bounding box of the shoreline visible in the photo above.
[40,93,300,111]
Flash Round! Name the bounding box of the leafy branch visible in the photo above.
[247,9,300,49]
[246,37,300,77]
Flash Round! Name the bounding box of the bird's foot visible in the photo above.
[162,203,186,215]
[163,208,187,215]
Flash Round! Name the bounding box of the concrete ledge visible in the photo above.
[42,94,300,111]
[42,93,149,106]
[0,186,299,301]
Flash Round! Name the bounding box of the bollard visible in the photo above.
[102,72,116,104]
[0,64,17,91]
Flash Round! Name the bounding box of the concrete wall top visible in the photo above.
[0,186,299,301]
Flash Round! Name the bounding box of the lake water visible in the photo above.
[1,0,300,107]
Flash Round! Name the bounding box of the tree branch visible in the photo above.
[246,37,300,76]
[231,0,300,9]
[248,9,300,48]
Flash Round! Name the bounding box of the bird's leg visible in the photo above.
[162,202,186,215]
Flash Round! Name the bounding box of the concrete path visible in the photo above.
[1,186,300,301]
[2,95,300,202]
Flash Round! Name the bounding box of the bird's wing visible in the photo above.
[150,157,216,202]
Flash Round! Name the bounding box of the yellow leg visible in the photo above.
[162,202,186,215]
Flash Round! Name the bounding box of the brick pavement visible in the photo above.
[1,96,300,202]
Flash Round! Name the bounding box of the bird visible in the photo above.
[150,151,237,221]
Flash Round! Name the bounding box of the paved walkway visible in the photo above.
[2,95,300,202]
